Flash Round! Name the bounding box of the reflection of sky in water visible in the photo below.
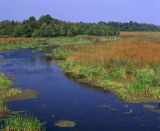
[0,49,160,131]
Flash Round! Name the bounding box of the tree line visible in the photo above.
[107,21,160,31]
[0,15,160,37]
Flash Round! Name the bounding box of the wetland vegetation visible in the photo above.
[44,32,160,102]
[0,72,40,130]
[1,32,160,103]
[0,48,41,130]
[4,115,44,131]
[1,15,160,130]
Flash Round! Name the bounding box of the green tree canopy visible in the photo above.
[0,15,160,38]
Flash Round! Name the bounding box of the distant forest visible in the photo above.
[0,15,160,37]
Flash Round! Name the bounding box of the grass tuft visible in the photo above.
[4,115,45,131]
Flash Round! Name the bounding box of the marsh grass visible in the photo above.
[0,73,22,97]
[50,32,160,102]
[4,115,44,131]
[0,43,36,52]
[0,73,37,103]
[0,38,45,130]
[43,35,119,60]
[0,74,12,90]
[43,35,118,46]
[44,48,71,60]
[1,34,160,102]
[61,61,160,102]
[0,73,23,116]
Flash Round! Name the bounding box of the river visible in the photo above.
[0,49,160,131]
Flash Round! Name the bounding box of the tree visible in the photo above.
[24,16,39,30]
[3,14,160,38]
[13,23,32,37]
[39,15,53,25]
[34,23,53,37]
[0,20,18,37]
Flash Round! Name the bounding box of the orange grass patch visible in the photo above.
[0,38,34,44]
[120,31,160,36]
[66,40,160,66]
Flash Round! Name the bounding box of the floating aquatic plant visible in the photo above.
[54,120,76,128]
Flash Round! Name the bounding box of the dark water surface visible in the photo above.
[0,49,160,131]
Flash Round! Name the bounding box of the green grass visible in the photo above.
[0,73,13,90]
[4,115,45,131]
[0,73,22,98]
[0,73,22,116]
[0,73,37,118]
[0,42,36,52]
[60,61,125,91]
[37,35,119,46]
[44,48,71,60]
[60,61,160,102]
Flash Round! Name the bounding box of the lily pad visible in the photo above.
[54,120,76,128]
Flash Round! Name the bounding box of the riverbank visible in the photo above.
[0,73,37,115]
[1,41,160,130]
[45,32,160,102]
[0,51,42,130]
[0,35,116,129]
[1,34,160,103]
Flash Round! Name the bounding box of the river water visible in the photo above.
[0,49,160,131]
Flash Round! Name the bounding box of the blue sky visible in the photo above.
[0,0,160,24]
